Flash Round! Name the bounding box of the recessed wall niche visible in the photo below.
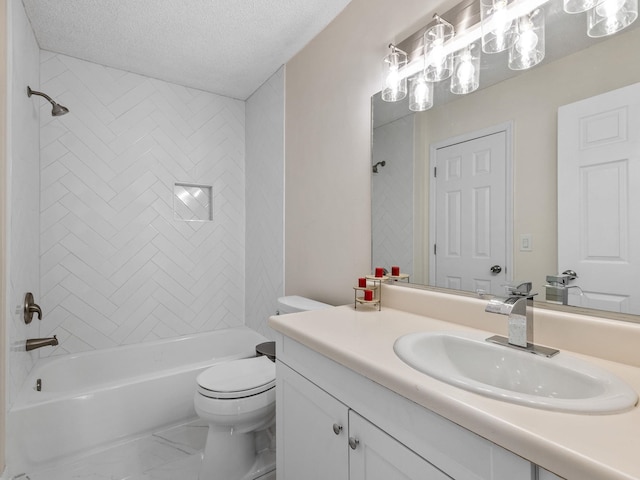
[173,183,213,222]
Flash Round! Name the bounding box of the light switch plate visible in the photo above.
[520,234,533,252]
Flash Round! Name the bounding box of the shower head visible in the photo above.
[372,161,386,173]
[27,86,69,116]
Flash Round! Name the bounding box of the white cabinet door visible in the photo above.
[276,361,349,480]
[349,411,452,480]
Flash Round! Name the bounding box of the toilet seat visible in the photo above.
[197,356,275,399]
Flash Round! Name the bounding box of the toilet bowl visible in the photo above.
[194,355,276,480]
[195,296,332,479]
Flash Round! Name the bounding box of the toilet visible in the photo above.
[194,295,331,480]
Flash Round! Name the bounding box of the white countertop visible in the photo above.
[269,304,640,480]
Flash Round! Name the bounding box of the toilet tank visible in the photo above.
[277,295,332,315]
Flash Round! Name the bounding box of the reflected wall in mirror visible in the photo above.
[371,4,640,320]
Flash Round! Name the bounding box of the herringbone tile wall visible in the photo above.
[39,52,246,356]
[372,116,414,277]
[245,67,284,339]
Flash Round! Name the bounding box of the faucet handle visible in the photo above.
[504,281,534,297]
[23,292,43,324]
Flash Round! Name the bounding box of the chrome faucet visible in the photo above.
[484,291,559,357]
[545,270,582,305]
[486,295,533,348]
[25,335,58,351]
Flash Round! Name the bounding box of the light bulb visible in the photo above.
[587,0,637,37]
[456,55,475,84]
[508,9,545,70]
[481,0,515,53]
[491,2,512,49]
[386,66,399,94]
[515,29,539,54]
[424,20,454,82]
[414,81,428,104]
[596,0,626,16]
[451,43,480,95]
[381,47,407,102]
[409,74,433,111]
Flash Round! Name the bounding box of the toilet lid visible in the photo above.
[197,356,275,399]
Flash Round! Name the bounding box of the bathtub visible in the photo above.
[7,326,268,475]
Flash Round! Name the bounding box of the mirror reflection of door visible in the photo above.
[558,82,640,314]
[429,126,512,295]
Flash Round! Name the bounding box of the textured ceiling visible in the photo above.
[22,0,352,100]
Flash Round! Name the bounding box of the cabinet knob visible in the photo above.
[348,437,359,450]
[332,423,343,435]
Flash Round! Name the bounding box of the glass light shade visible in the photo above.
[409,74,434,111]
[564,0,598,14]
[481,0,516,53]
[424,23,454,82]
[587,0,638,37]
[381,49,408,102]
[508,9,545,70]
[451,42,481,95]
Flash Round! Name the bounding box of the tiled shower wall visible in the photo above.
[38,52,246,355]
[245,68,284,339]
[372,115,414,277]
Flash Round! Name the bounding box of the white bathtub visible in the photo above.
[7,326,268,475]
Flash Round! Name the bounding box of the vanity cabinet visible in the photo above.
[277,361,451,479]
[349,410,451,479]
[275,335,536,480]
[277,360,348,480]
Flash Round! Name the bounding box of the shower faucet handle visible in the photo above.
[24,292,43,324]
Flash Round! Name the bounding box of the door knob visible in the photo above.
[23,292,43,324]
[490,265,502,274]
[332,423,343,435]
[348,437,359,450]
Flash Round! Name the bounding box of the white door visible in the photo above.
[431,129,509,295]
[558,82,640,314]
[276,362,349,480]
[348,411,452,480]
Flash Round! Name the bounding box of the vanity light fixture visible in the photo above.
[451,41,481,94]
[424,15,455,82]
[587,0,638,37]
[409,72,434,111]
[382,44,408,102]
[381,0,633,112]
[508,9,545,70]
[481,0,516,53]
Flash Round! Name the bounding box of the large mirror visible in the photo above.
[371,0,640,320]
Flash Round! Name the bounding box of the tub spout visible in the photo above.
[26,335,58,351]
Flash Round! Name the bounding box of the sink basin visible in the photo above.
[394,331,638,414]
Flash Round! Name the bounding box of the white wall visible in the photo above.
[245,67,285,339]
[38,53,246,355]
[6,0,40,407]
[284,0,454,305]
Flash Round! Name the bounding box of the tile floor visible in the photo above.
[19,419,271,480]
